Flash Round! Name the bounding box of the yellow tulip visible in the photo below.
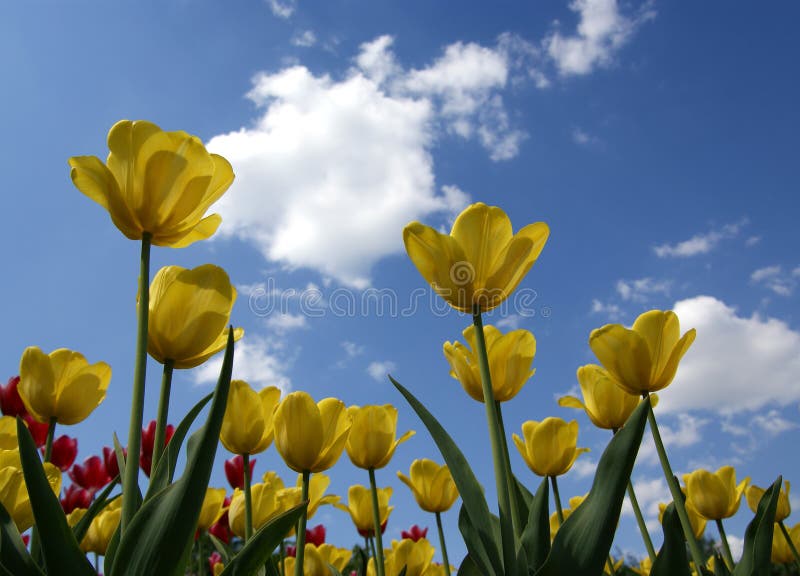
[0,417,17,450]
[746,480,791,522]
[385,538,436,576]
[589,309,696,395]
[147,265,243,369]
[513,418,588,477]
[397,459,459,513]
[336,485,393,535]
[18,347,111,425]
[631,557,652,576]
[220,380,281,455]
[229,481,287,538]
[273,392,352,473]
[403,203,549,313]
[0,449,61,531]
[443,324,536,403]
[346,405,415,470]
[549,494,586,538]
[772,522,800,564]
[197,487,226,531]
[275,472,340,519]
[683,466,750,520]
[69,119,234,248]
[82,498,122,555]
[559,364,641,430]
[658,499,706,539]
[284,544,352,576]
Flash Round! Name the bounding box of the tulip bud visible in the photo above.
[24,415,49,448]
[224,454,256,490]
[140,420,174,477]
[306,524,326,547]
[401,525,428,541]
[103,446,125,479]
[61,484,94,514]
[69,455,111,492]
[208,552,224,574]
[49,435,78,471]
[0,376,26,417]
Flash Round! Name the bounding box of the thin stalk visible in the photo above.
[43,418,56,462]
[627,480,656,562]
[294,470,310,576]
[496,402,522,533]
[368,468,386,576]
[472,310,519,571]
[280,541,286,576]
[435,511,451,574]
[368,536,378,566]
[550,475,565,525]
[243,453,253,542]
[779,521,800,571]
[645,399,705,569]
[122,233,151,532]
[151,359,174,475]
[715,519,735,570]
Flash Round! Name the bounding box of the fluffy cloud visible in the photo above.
[193,334,292,392]
[291,30,316,48]
[367,361,396,382]
[266,0,296,19]
[616,277,671,302]
[750,265,795,296]
[653,220,747,258]
[590,298,622,320]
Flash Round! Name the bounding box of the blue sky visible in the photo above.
[2,0,800,566]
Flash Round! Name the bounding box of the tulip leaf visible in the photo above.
[391,375,503,576]
[207,533,231,564]
[650,502,691,576]
[15,419,95,576]
[0,502,44,576]
[534,398,649,576]
[732,475,781,576]
[218,502,306,576]
[145,392,214,500]
[458,505,502,576]
[109,330,234,576]
[457,555,482,576]
[711,554,730,576]
[71,481,119,543]
[519,476,550,573]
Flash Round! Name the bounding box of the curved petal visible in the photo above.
[161,213,222,248]
[54,361,111,425]
[589,324,653,394]
[274,392,323,472]
[632,310,680,385]
[652,328,696,391]
[220,380,266,455]
[450,203,514,291]
[18,346,56,422]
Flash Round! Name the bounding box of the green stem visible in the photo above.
[294,470,310,576]
[368,468,386,576]
[43,418,56,462]
[151,359,174,475]
[627,480,656,562]
[645,399,705,569]
[472,311,519,571]
[280,540,286,576]
[243,453,253,542]
[435,511,451,574]
[550,475,565,525]
[716,519,735,570]
[779,521,800,572]
[121,233,151,532]
[368,536,377,567]
[496,402,522,534]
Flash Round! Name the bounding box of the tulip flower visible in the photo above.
[103,446,123,479]
[306,524,327,546]
[631,557,652,576]
[397,459,459,514]
[228,481,289,538]
[284,544,352,576]
[0,376,27,417]
[208,552,224,575]
[49,435,78,471]
[336,485,393,536]
[147,264,243,369]
[197,487,227,532]
[772,522,800,564]
[225,454,256,490]
[0,416,17,450]
[61,484,94,514]
[549,494,586,537]
[208,496,232,544]
[402,525,429,542]
[384,537,436,576]
[275,472,340,519]
[683,466,749,521]
[220,381,281,456]
[69,455,112,492]
[24,416,49,448]
[513,418,588,478]
[345,404,414,470]
[659,499,706,539]
[81,498,122,555]
[403,202,549,313]
[0,449,62,531]
[69,119,234,248]
[140,419,174,477]
[746,480,791,522]
[17,347,111,426]
[443,325,536,403]
[559,364,641,430]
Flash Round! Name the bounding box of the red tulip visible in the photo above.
[22,534,29,547]
[358,519,388,538]
[208,551,223,573]
[69,456,111,492]
[103,446,126,479]
[306,524,326,546]
[61,484,94,513]
[224,455,256,490]
[401,525,428,541]
[140,420,175,477]
[24,415,49,448]
[208,496,232,544]
[49,435,78,471]
[0,376,26,417]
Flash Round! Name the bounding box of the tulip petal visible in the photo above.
[450,203,514,290]
[274,392,323,473]
[484,221,550,310]
[589,324,652,395]
[632,310,681,385]
[53,361,111,425]
[652,328,696,391]
[220,380,266,455]
[18,347,57,422]
[164,214,223,248]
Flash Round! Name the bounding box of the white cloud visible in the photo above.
[653,220,747,258]
[495,314,525,330]
[367,361,396,382]
[193,335,291,392]
[590,298,622,320]
[751,410,797,436]
[265,312,308,332]
[793,266,800,277]
[621,476,669,519]
[572,127,592,145]
[291,30,316,48]
[751,265,781,283]
[750,265,795,296]
[545,0,656,76]
[745,235,761,247]
[638,414,706,465]
[616,277,670,302]
[266,0,296,18]
[727,535,744,562]
[656,296,800,415]
[341,340,365,359]
[570,457,597,479]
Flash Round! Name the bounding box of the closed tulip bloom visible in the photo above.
[284,544,352,576]
[385,537,436,576]
[443,325,536,403]
[397,459,459,513]
[659,499,706,539]
[0,377,27,417]
[197,487,227,532]
[147,265,243,369]
[513,418,588,477]
[220,381,281,456]
[346,405,414,470]
[336,485,393,535]
[589,310,696,395]
[69,119,234,248]
[0,417,17,450]
[69,455,112,492]
[225,454,256,490]
[275,472,340,520]
[273,392,352,473]
[82,498,122,555]
[683,466,750,520]
[50,435,78,471]
[559,365,641,430]
[228,481,286,537]
[746,480,791,522]
[18,347,111,425]
[403,203,549,313]
[772,522,800,564]
[0,449,61,531]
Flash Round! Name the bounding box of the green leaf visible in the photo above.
[145,392,214,499]
[650,502,691,576]
[534,398,649,576]
[732,476,782,576]
[391,375,503,576]
[0,502,44,576]
[110,330,234,576]
[15,419,95,576]
[711,553,731,576]
[457,555,482,576]
[218,502,306,576]
[72,481,119,543]
[207,532,231,564]
[518,476,550,573]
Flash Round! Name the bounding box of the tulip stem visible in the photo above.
[368,536,377,562]
[644,399,705,570]
[715,519,735,570]
[43,417,56,462]
[122,233,151,532]
[778,521,800,571]
[243,453,253,542]
[368,468,386,576]
[151,359,174,476]
[435,511,451,574]
[496,401,523,533]
[627,480,656,562]
[550,475,565,525]
[472,310,519,571]
[295,470,311,576]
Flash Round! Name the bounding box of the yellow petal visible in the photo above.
[274,392,324,472]
[18,346,56,422]
[589,324,652,395]
[220,380,265,455]
[450,203,514,291]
